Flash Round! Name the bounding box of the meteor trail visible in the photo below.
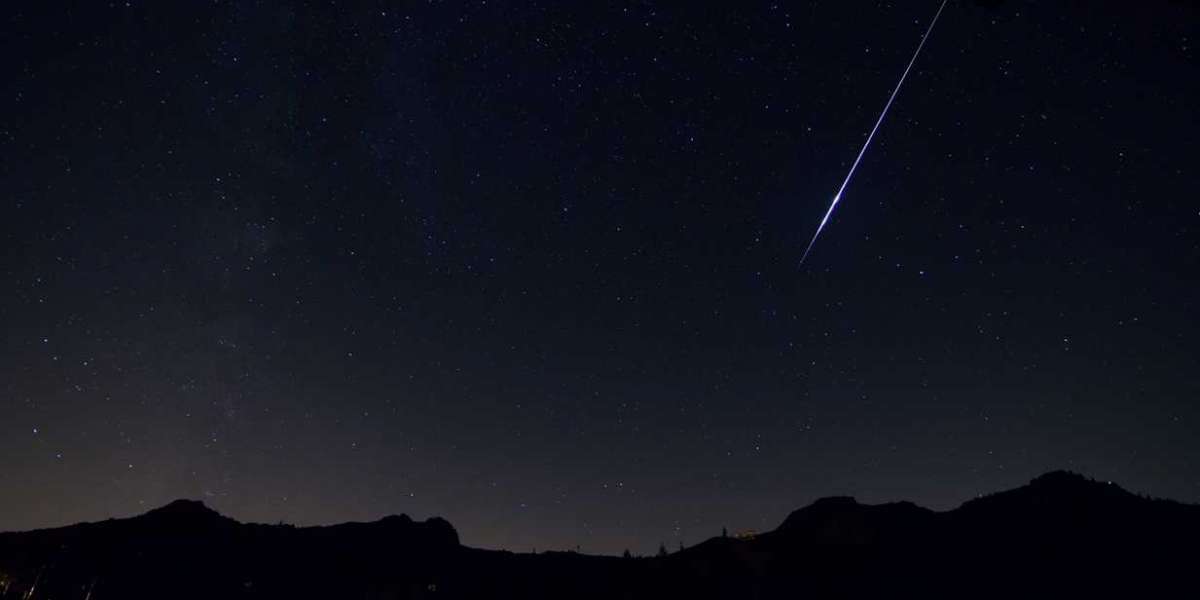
[799,0,950,267]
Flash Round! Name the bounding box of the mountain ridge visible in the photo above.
[1,470,1196,599]
[3,469,1146,540]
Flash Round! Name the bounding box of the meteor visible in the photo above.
[799,0,950,267]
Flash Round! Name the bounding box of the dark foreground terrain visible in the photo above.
[1,471,1196,599]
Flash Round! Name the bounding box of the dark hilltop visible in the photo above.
[1,471,1196,599]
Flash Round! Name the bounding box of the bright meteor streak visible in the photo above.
[799,0,950,267]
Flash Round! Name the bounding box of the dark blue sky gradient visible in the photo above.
[1,1,1197,554]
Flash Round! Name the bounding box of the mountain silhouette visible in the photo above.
[0,471,1195,599]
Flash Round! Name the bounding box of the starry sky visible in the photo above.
[2,0,1197,555]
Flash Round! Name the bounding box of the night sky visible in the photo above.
[2,1,1197,555]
